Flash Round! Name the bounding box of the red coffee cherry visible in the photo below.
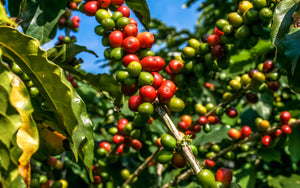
[131,139,142,151]
[109,30,123,48]
[262,60,274,73]
[122,54,139,67]
[69,2,77,10]
[261,135,271,147]
[280,111,291,124]
[128,95,143,112]
[160,80,176,94]
[169,60,184,74]
[129,18,138,26]
[157,85,174,104]
[267,81,280,92]
[151,72,163,89]
[84,1,100,16]
[207,34,220,46]
[98,0,111,8]
[214,27,224,38]
[113,135,124,144]
[172,152,187,168]
[137,32,155,48]
[99,141,111,152]
[116,144,125,155]
[111,0,125,6]
[118,118,128,125]
[123,24,138,37]
[117,123,126,135]
[240,126,251,138]
[139,85,157,103]
[281,125,292,134]
[198,116,208,125]
[93,175,102,185]
[228,128,241,140]
[225,106,238,118]
[193,124,201,133]
[215,167,233,187]
[116,5,130,17]
[123,36,140,53]
[165,65,173,76]
[207,115,217,124]
[205,159,215,168]
[185,130,196,139]
[140,56,165,72]
[178,121,189,131]
[271,129,282,138]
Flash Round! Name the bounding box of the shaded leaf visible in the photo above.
[10,75,39,186]
[233,163,256,188]
[258,148,282,164]
[268,174,300,188]
[47,44,98,65]
[0,27,94,180]
[0,141,10,170]
[126,0,150,30]
[19,0,67,44]
[287,125,300,165]
[192,124,231,145]
[7,0,23,17]
[250,92,273,120]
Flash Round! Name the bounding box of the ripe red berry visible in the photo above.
[151,72,163,89]
[117,123,126,135]
[116,144,124,155]
[71,16,80,23]
[267,81,280,92]
[225,106,238,118]
[123,24,138,37]
[207,115,217,124]
[185,130,196,139]
[139,85,157,102]
[84,1,100,16]
[98,0,111,8]
[131,139,142,150]
[261,135,271,147]
[262,60,274,73]
[140,56,165,72]
[172,153,187,168]
[99,141,111,152]
[207,34,220,46]
[128,95,143,112]
[118,118,128,125]
[58,35,64,41]
[109,30,123,48]
[228,128,241,140]
[178,121,189,131]
[69,2,77,10]
[123,36,140,53]
[122,54,139,67]
[198,116,208,125]
[169,60,184,74]
[116,5,130,17]
[111,0,125,6]
[214,27,224,38]
[240,126,251,138]
[211,44,224,59]
[193,124,201,133]
[281,125,292,134]
[157,85,174,104]
[113,135,124,144]
[137,32,155,48]
[160,80,176,94]
[93,175,102,185]
[271,129,282,138]
[215,167,233,187]
[129,18,138,26]
[280,111,291,124]
[205,159,215,168]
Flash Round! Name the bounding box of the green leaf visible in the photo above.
[258,148,282,164]
[47,44,98,65]
[268,174,300,188]
[0,27,94,180]
[126,0,151,30]
[0,141,10,170]
[19,0,67,44]
[192,124,231,145]
[233,163,256,188]
[284,29,300,75]
[287,125,300,165]
[250,92,273,120]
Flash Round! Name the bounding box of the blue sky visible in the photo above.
[42,1,201,74]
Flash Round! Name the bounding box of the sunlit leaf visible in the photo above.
[126,0,150,30]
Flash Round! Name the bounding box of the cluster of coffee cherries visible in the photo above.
[177,115,201,139]
[90,161,110,186]
[9,61,40,97]
[156,133,198,168]
[197,167,233,188]
[57,0,82,45]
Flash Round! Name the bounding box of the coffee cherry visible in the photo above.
[157,149,173,164]
[195,104,207,115]
[207,35,220,46]
[253,0,267,9]
[140,56,165,72]
[116,144,125,155]
[225,106,238,118]
[128,95,143,112]
[109,30,123,48]
[47,156,57,167]
[205,159,215,168]
[280,111,291,124]
[129,18,138,25]
[116,5,130,17]
[238,1,253,14]
[228,128,241,140]
[234,25,250,40]
[240,126,251,138]
[181,115,192,127]
[101,18,116,31]
[127,61,142,77]
[262,60,274,73]
[139,85,157,103]
[281,125,292,134]
[211,44,224,59]
[271,129,282,137]
[267,81,280,92]
[123,36,140,53]
[193,124,202,133]
[169,60,184,74]
[122,54,140,67]
[215,167,232,187]
[111,0,125,6]
[113,134,124,144]
[172,152,187,168]
[229,79,242,91]
[198,116,208,125]
[261,135,271,147]
[137,32,155,48]
[228,12,243,27]
[259,8,273,21]
[131,139,142,150]
[157,85,174,104]
[84,1,100,16]
[138,72,154,86]
[151,72,163,89]
[123,24,138,37]
[257,120,270,131]
[241,143,250,151]
[252,71,265,83]
[121,84,138,96]
[138,102,154,116]
[246,92,258,103]
[197,169,216,188]
[168,97,185,112]
[116,17,130,29]
[98,0,111,8]
[93,175,102,185]
[99,141,111,152]
[178,121,189,131]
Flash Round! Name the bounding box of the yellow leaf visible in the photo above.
[10,75,39,187]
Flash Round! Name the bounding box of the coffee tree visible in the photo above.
[0,0,300,187]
